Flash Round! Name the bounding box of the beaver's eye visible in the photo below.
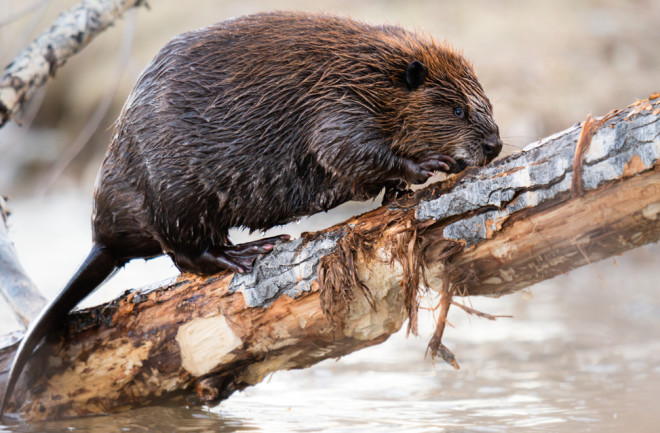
[453,107,465,119]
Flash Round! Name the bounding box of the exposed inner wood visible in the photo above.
[449,166,660,296]
[0,96,657,420]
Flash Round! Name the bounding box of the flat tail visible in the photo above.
[0,244,118,419]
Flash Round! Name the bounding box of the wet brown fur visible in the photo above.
[93,11,501,271]
[2,11,502,416]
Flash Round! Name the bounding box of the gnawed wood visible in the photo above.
[0,95,658,420]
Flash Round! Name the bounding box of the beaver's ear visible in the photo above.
[405,60,427,90]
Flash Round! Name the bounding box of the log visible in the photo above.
[0,0,145,127]
[0,95,658,420]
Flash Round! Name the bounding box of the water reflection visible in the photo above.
[1,406,257,433]
[207,244,659,432]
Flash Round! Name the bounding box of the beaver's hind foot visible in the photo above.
[173,235,290,274]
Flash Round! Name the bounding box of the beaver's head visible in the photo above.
[388,45,502,173]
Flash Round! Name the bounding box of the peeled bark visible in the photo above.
[0,95,658,420]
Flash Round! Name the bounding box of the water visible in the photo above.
[1,192,659,432]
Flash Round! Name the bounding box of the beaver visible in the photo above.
[1,11,501,416]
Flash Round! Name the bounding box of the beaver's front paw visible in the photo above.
[402,155,456,184]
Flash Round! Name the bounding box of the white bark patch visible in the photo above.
[492,242,513,259]
[499,267,516,282]
[484,276,503,285]
[229,233,342,307]
[176,315,242,376]
[524,124,581,151]
[642,203,660,220]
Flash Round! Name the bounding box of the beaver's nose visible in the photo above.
[482,133,502,162]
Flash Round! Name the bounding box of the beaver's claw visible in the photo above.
[404,155,457,184]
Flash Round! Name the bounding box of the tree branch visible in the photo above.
[0,0,145,127]
[0,196,45,328]
[0,95,658,420]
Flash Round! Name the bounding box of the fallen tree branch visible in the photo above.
[0,0,145,127]
[0,196,46,327]
[0,95,658,420]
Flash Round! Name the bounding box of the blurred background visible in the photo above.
[0,0,659,432]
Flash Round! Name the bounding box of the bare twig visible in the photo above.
[0,0,146,127]
[451,300,512,321]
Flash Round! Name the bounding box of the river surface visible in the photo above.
[1,192,659,432]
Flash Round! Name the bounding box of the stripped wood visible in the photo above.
[0,95,658,420]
